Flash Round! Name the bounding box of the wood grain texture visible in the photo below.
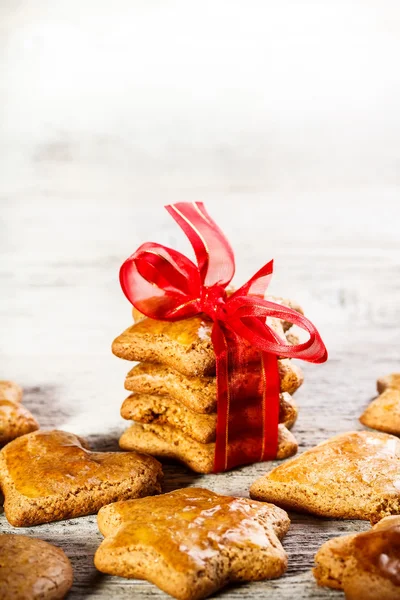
[1,191,399,600]
[1,2,400,598]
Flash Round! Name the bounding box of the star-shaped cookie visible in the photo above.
[119,422,298,473]
[0,429,163,526]
[113,298,303,378]
[124,360,304,413]
[0,534,73,599]
[120,391,298,444]
[94,487,290,600]
[250,430,400,523]
[360,373,400,435]
[0,380,38,446]
[314,515,400,599]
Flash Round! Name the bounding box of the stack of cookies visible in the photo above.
[112,297,305,473]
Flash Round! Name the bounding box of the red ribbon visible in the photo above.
[119,202,327,472]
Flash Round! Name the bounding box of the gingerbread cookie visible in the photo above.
[314,515,400,599]
[113,308,302,378]
[124,360,303,414]
[0,380,38,446]
[112,316,215,376]
[95,487,290,600]
[121,393,216,443]
[264,295,304,332]
[250,431,400,523]
[120,422,298,473]
[0,380,23,403]
[0,534,73,599]
[360,373,400,435]
[0,429,163,526]
[121,391,298,444]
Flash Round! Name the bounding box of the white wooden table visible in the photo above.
[1,2,400,597]
[1,191,399,599]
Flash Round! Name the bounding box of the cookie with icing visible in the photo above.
[250,431,400,523]
[95,487,290,600]
[0,429,163,526]
[314,515,400,599]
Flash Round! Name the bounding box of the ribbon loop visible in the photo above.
[200,285,228,321]
[166,203,235,287]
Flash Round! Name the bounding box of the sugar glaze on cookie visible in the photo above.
[95,487,290,600]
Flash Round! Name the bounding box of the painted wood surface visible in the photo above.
[1,191,399,599]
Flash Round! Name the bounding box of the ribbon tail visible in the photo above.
[260,352,280,461]
[212,323,280,472]
[212,321,230,472]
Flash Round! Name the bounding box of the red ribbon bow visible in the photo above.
[120,202,327,472]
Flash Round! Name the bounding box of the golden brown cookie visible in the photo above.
[113,310,303,378]
[314,515,400,599]
[125,360,303,414]
[0,400,39,447]
[121,393,216,443]
[125,362,216,413]
[360,373,400,435]
[113,316,215,376]
[0,381,23,403]
[250,431,400,523]
[121,391,298,444]
[0,429,163,526]
[266,296,304,332]
[0,380,39,447]
[95,487,290,600]
[0,534,73,599]
[119,422,298,474]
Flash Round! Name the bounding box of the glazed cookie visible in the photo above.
[0,534,73,599]
[119,422,298,474]
[0,380,38,446]
[95,487,290,600]
[113,316,216,376]
[121,391,298,443]
[113,310,303,378]
[0,429,163,526]
[124,360,304,414]
[0,400,39,447]
[360,373,400,435]
[250,431,400,523]
[314,515,400,599]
